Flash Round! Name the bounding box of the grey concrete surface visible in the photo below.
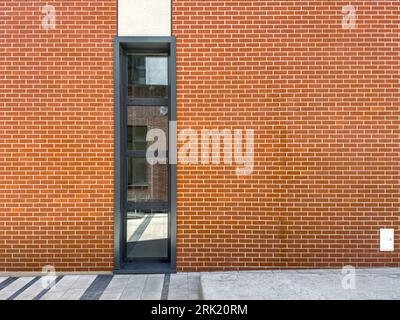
[3,268,400,300]
[200,268,400,300]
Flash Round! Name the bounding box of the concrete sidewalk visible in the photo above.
[1,268,400,300]
[200,268,400,300]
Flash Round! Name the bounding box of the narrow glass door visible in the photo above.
[124,54,170,262]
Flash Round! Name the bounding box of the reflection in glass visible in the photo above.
[128,56,168,99]
[125,53,170,263]
[127,126,147,151]
[128,158,147,187]
[127,163,167,202]
[126,210,168,259]
[126,106,168,202]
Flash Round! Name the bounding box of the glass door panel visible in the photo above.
[126,210,168,260]
[126,105,168,203]
[124,54,170,262]
[127,56,168,99]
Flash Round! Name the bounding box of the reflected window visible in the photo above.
[126,106,168,202]
[127,125,147,151]
[128,56,168,99]
[128,158,147,187]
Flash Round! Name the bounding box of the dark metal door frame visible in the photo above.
[113,37,176,273]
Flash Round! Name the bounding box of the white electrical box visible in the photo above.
[380,228,394,252]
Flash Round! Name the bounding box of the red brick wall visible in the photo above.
[0,1,116,272]
[0,0,399,273]
[173,1,400,271]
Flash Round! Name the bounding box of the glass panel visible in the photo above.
[127,162,168,201]
[126,210,168,259]
[128,56,168,99]
[128,158,147,187]
[127,126,147,151]
[126,106,168,202]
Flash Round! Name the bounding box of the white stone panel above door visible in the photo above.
[118,0,171,36]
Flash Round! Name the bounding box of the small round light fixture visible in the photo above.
[160,106,168,116]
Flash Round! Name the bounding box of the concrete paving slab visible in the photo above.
[170,273,189,289]
[100,275,129,300]
[200,268,400,300]
[168,288,189,300]
[0,277,34,300]
[187,274,202,300]
[59,275,96,300]
[120,286,143,300]
[117,275,147,300]
[141,274,164,300]
[40,275,80,300]
[128,274,148,288]
[15,277,48,300]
